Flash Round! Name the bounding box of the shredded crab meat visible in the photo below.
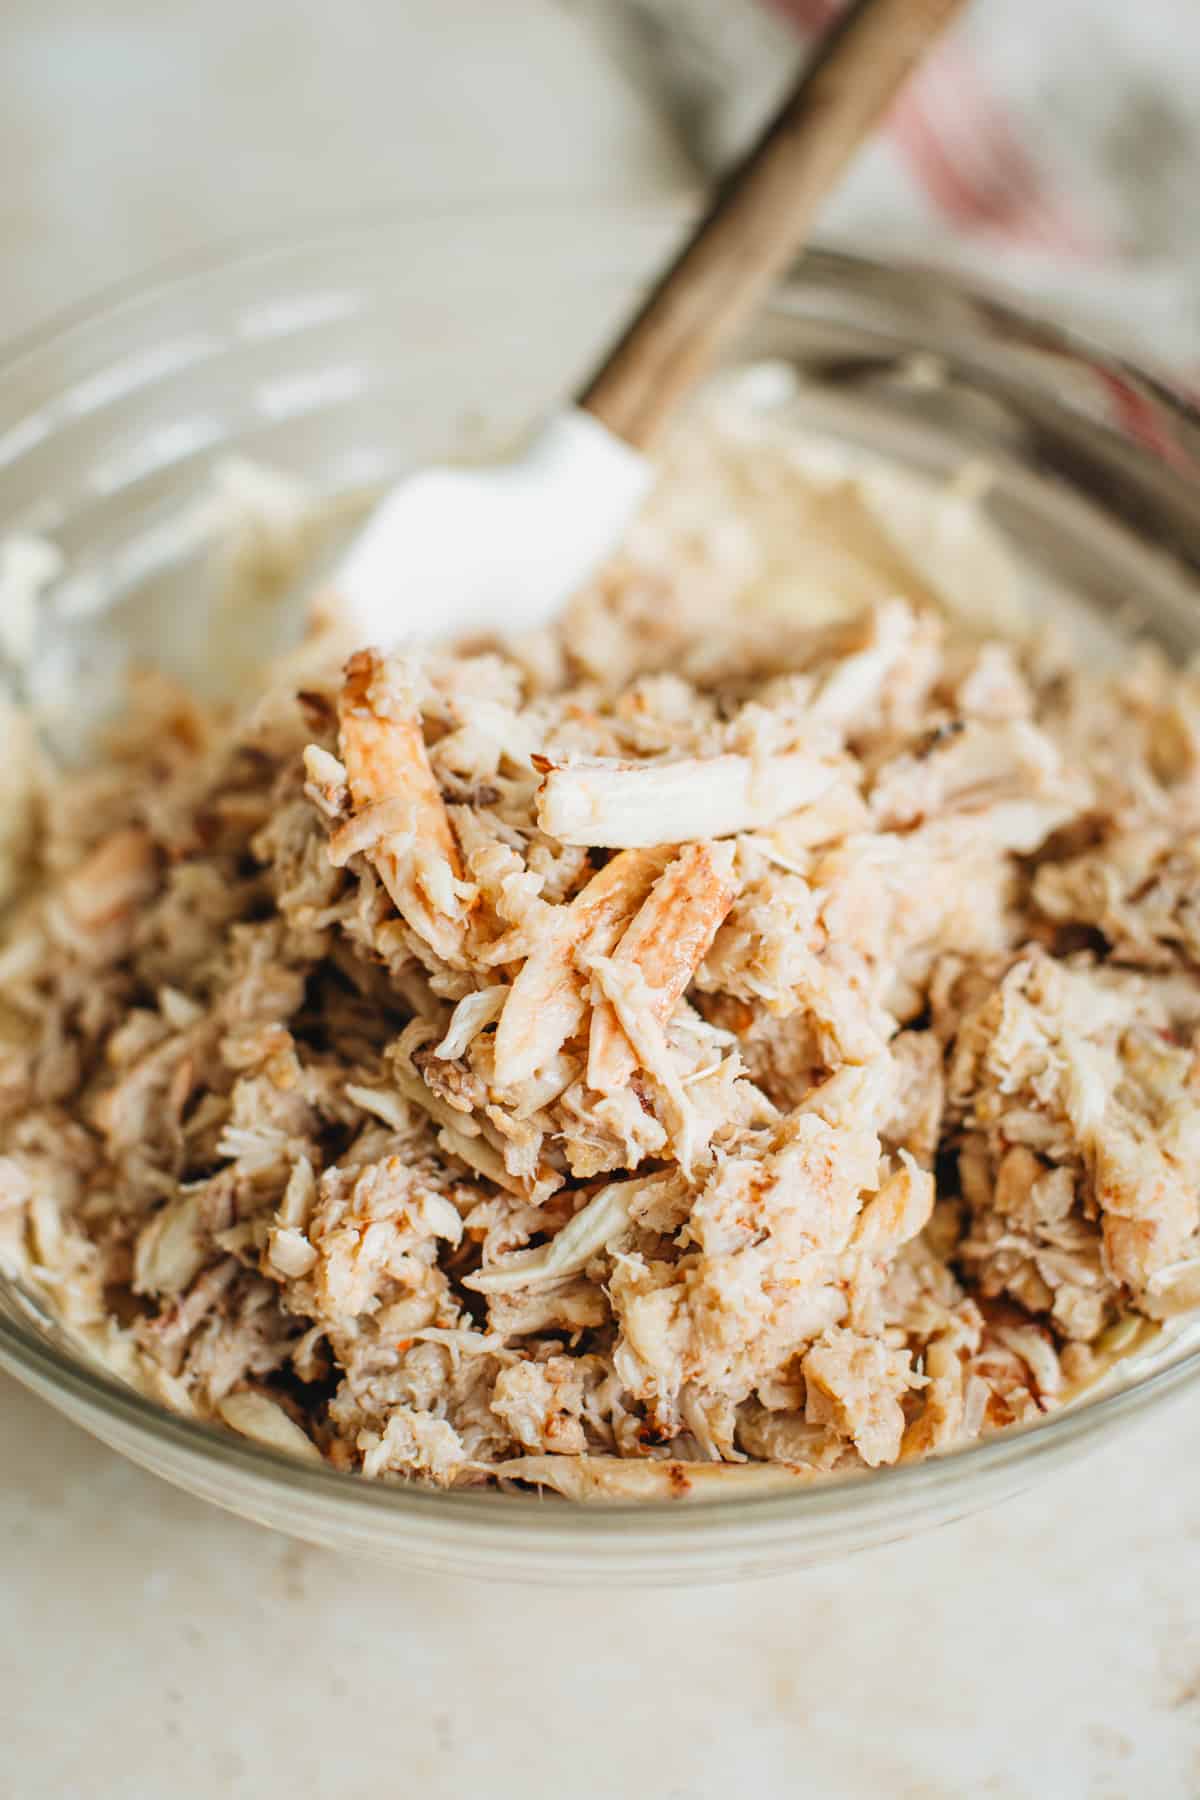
[587,841,740,1093]
[335,648,471,963]
[490,848,665,1089]
[3,385,1200,1500]
[490,1454,815,1500]
[536,747,843,849]
[463,1174,671,1294]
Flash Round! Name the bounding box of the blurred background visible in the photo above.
[5,3,1200,1797]
[5,0,1198,360]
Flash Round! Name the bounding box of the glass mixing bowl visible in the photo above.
[2,213,1200,1584]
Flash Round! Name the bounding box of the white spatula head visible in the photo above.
[328,0,964,652]
[330,408,651,648]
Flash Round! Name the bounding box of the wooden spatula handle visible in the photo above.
[578,0,966,449]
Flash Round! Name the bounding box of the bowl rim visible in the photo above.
[2,200,1194,407]
[3,217,1200,1551]
[0,201,691,371]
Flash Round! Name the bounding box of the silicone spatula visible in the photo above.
[331,0,965,647]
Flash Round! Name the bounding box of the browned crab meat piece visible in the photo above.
[334,649,468,963]
[491,847,667,1089]
[586,841,739,1092]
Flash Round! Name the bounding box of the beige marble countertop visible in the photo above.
[3,5,1199,1795]
[6,1371,1200,1798]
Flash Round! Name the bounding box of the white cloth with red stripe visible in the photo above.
[578,0,1198,373]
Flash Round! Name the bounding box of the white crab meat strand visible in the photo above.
[432,986,509,1061]
[492,1454,814,1499]
[464,1173,671,1294]
[216,1392,324,1464]
[536,747,842,849]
